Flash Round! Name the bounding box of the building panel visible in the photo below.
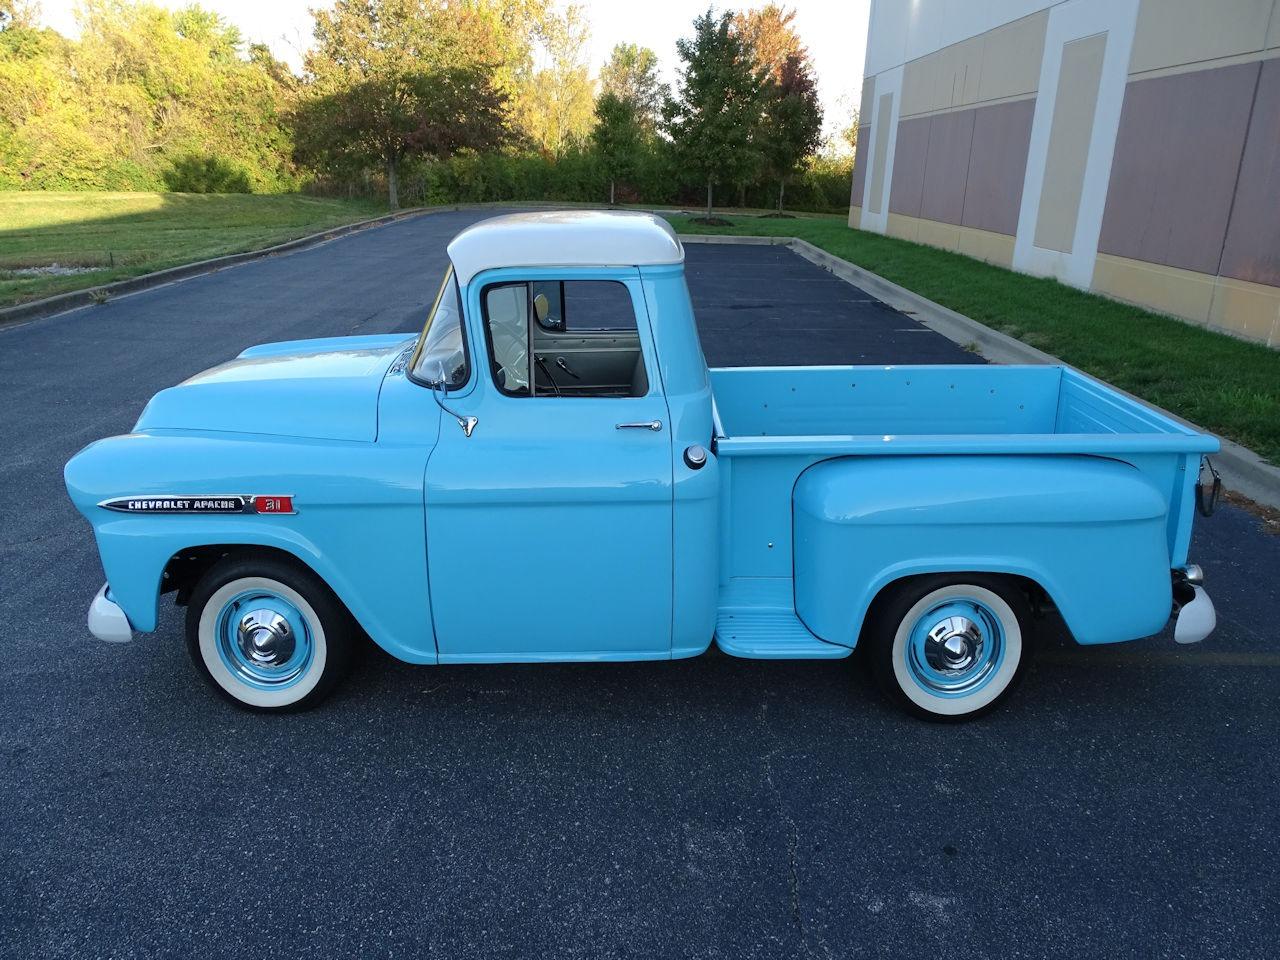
[898,10,1047,119]
[850,76,879,213]
[1218,58,1280,287]
[919,109,975,226]
[866,92,896,215]
[1098,61,1258,274]
[1128,0,1274,75]
[850,129,869,213]
[900,55,934,118]
[1034,33,1108,254]
[975,10,1050,104]
[962,98,1036,237]
[929,35,983,112]
[887,115,929,217]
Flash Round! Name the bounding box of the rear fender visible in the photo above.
[793,455,1172,647]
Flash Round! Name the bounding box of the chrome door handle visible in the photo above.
[616,420,663,431]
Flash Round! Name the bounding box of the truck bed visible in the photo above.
[708,365,1218,655]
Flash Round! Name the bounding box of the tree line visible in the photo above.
[0,0,854,214]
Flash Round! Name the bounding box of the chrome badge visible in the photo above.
[99,495,295,515]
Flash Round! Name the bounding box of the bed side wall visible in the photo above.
[710,365,1064,437]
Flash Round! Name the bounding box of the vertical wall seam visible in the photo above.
[957,110,978,230]
[1214,61,1265,278]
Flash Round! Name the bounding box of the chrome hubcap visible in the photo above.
[237,609,296,667]
[927,616,983,673]
[215,589,314,689]
[905,598,1005,697]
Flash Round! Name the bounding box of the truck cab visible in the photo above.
[65,211,1219,719]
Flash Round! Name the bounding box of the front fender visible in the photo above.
[793,455,1172,647]
[64,430,437,663]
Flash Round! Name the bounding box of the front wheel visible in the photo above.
[865,575,1033,721]
[185,554,355,712]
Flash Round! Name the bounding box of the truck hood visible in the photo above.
[134,334,415,442]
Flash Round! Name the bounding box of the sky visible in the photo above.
[37,0,870,141]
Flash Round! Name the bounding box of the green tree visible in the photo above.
[0,1,297,191]
[172,5,242,62]
[591,91,642,204]
[513,3,594,156]
[663,7,765,218]
[293,67,510,209]
[759,52,822,212]
[598,42,664,132]
[296,0,513,208]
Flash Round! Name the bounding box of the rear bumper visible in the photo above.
[88,583,134,643]
[1172,567,1215,645]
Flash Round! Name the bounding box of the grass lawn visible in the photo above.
[0,192,387,306]
[665,213,1280,464]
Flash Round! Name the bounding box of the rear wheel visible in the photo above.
[185,554,355,712]
[865,575,1032,721]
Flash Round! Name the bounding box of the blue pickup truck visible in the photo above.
[64,211,1219,719]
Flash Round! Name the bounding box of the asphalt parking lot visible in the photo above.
[2,208,1278,959]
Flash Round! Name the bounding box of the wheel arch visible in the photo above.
[94,526,437,664]
[163,544,320,605]
[856,569,1049,648]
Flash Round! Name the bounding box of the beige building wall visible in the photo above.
[1033,33,1107,254]
[850,0,1280,347]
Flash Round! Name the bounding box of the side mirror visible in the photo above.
[428,360,449,391]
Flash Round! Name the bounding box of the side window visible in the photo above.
[531,281,564,331]
[529,280,635,332]
[483,280,648,398]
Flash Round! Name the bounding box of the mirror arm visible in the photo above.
[428,363,478,438]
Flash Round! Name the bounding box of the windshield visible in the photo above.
[410,266,468,387]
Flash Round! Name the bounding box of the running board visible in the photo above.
[715,579,850,660]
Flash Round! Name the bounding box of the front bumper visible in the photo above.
[1172,570,1216,645]
[88,583,133,643]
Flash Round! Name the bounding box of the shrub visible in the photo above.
[327,143,848,214]
[162,154,253,194]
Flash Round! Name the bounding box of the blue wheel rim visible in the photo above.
[214,589,314,691]
[904,597,1006,698]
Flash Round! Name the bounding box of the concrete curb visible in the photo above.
[680,232,1280,510]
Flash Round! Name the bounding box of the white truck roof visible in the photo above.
[446,210,684,284]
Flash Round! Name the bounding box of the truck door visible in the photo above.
[424,271,674,660]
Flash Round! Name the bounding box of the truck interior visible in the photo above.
[483,279,648,398]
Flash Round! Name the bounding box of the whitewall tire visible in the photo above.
[185,554,354,712]
[865,575,1033,721]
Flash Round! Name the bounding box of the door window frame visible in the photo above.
[467,267,662,403]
